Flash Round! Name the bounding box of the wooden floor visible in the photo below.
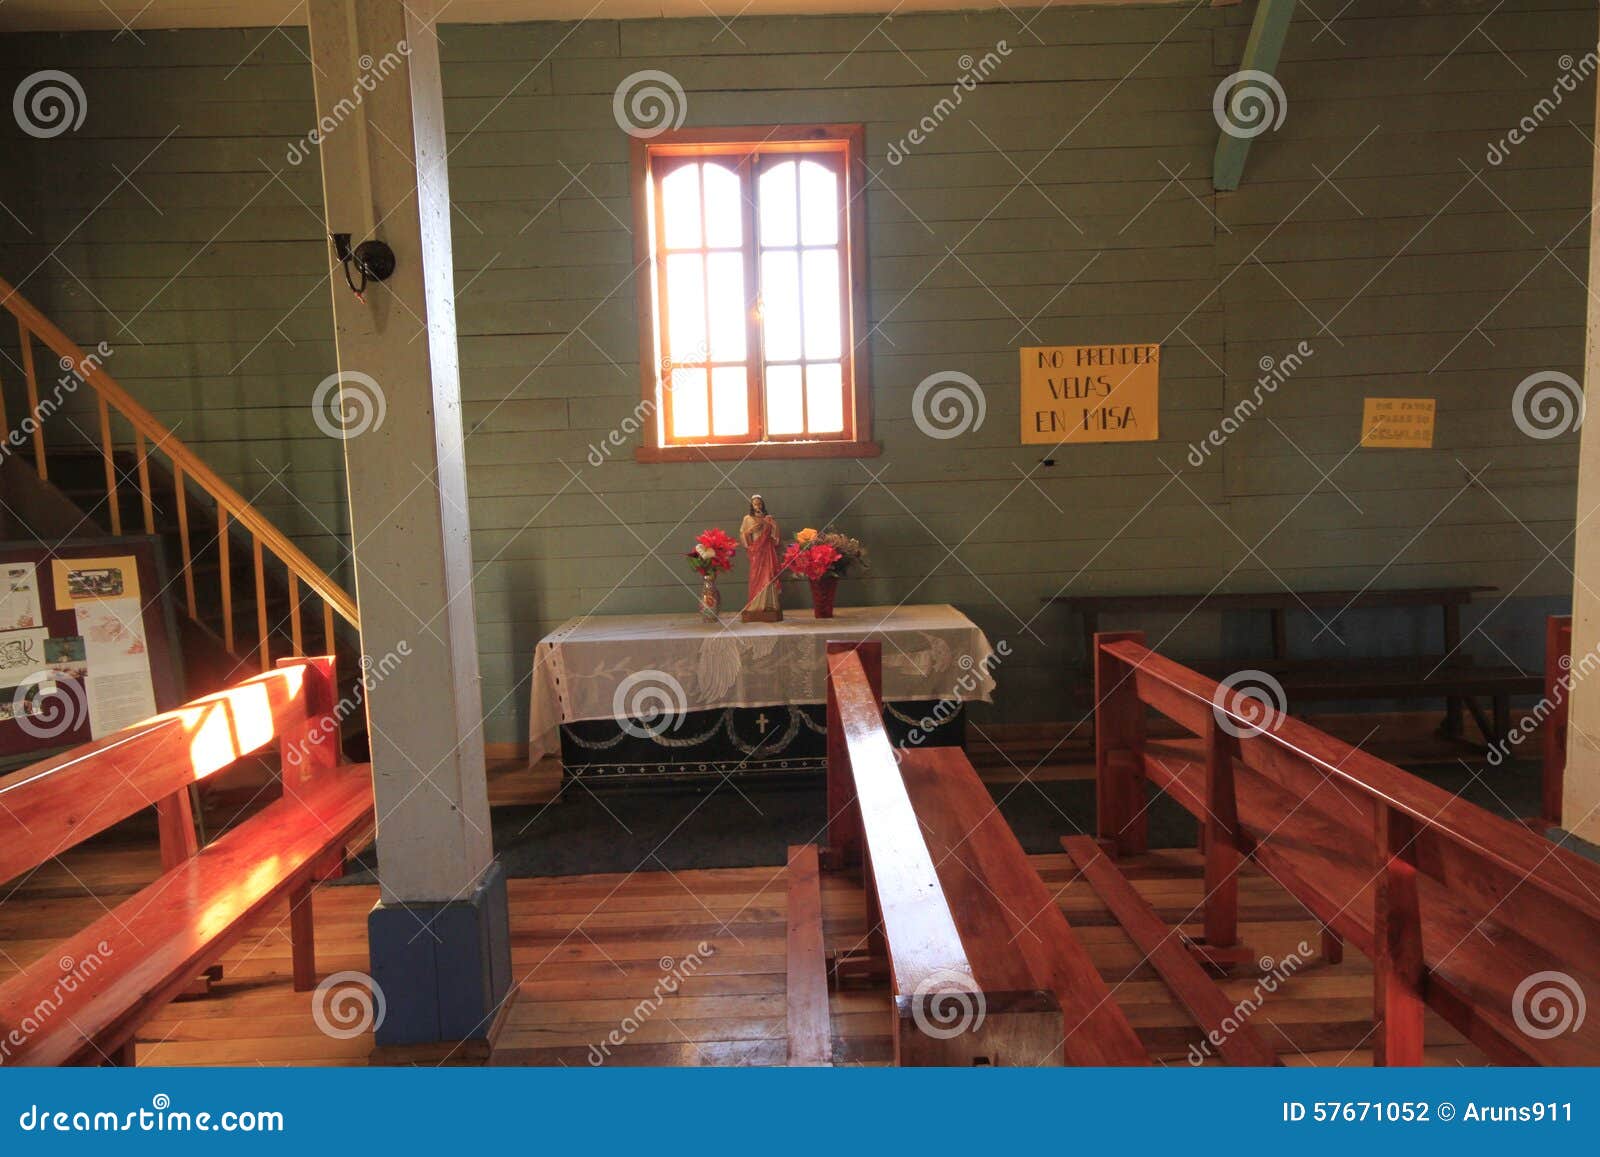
[0,833,1487,1067]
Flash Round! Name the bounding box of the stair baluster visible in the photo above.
[96,393,121,535]
[17,321,46,480]
[253,538,270,673]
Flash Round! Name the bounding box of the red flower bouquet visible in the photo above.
[781,541,842,581]
[687,528,737,576]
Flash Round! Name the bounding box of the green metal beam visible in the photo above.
[1213,0,1298,192]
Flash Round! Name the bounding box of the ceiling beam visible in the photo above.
[1212,0,1296,192]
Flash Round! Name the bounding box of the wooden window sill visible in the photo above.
[635,440,881,463]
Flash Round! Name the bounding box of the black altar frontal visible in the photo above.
[530,605,995,786]
[558,699,965,784]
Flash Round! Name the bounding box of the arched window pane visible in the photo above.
[661,165,702,249]
[702,162,742,249]
[758,161,797,247]
[798,161,838,246]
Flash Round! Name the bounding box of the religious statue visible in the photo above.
[739,494,783,622]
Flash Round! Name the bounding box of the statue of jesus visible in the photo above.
[739,494,782,623]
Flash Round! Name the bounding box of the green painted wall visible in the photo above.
[0,0,1593,743]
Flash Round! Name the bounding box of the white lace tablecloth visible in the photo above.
[529,604,997,761]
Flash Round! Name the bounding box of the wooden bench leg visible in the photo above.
[1463,696,1495,745]
[1493,694,1511,746]
[1202,719,1239,950]
[289,881,316,993]
[1442,696,1464,739]
[1321,925,1344,965]
[1374,806,1425,1066]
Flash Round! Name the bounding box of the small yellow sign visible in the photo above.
[1020,344,1159,444]
[1361,397,1435,449]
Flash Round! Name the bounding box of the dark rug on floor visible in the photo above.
[338,757,1544,882]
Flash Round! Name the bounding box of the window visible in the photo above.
[631,126,876,461]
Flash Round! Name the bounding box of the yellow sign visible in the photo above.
[1361,397,1435,449]
[1020,344,1159,444]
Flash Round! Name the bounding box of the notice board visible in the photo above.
[0,536,184,763]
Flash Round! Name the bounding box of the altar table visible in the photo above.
[529,605,997,782]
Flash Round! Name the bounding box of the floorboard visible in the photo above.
[0,831,1491,1067]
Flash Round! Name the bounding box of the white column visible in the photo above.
[1563,48,1600,847]
[306,0,508,1048]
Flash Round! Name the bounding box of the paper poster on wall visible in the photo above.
[0,627,54,718]
[1020,344,1160,444]
[52,556,142,606]
[75,598,157,738]
[0,564,42,631]
[1361,397,1436,448]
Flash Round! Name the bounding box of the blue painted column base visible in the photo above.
[368,859,513,1048]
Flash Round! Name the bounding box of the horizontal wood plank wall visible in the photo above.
[0,0,1592,743]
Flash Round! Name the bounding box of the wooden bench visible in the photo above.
[1092,629,1600,1065]
[1051,587,1541,745]
[812,639,1146,1066]
[0,656,374,1066]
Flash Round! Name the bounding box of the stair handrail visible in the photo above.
[0,275,359,639]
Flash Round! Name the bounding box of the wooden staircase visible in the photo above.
[41,444,359,693]
[0,274,363,723]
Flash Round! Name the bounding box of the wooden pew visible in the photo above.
[1092,630,1600,1066]
[1053,587,1540,746]
[819,640,1146,1066]
[0,656,374,1066]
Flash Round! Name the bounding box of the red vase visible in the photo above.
[809,575,839,618]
